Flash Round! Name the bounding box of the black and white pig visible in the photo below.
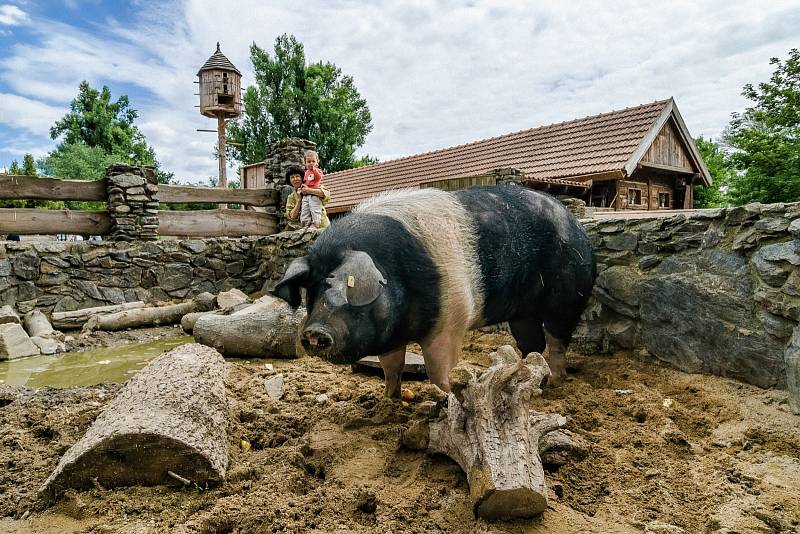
[272,186,596,397]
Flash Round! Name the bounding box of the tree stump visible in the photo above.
[39,343,229,503]
[193,295,305,358]
[402,345,576,520]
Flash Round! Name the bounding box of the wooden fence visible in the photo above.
[0,175,280,237]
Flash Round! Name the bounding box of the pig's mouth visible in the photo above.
[301,325,337,356]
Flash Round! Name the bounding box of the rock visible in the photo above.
[216,288,250,309]
[30,336,63,355]
[594,266,641,318]
[605,231,639,251]
[0,305,21,325]
[785,325,800,414]
[640,272,786,389]
[0,323,40,360]
[638,255,661,270]
[155,263,193,292]
[265,374,285,400]
[752,252,792,287]
[789,218,800,239]
[316,393,329,404]
[13,253,40,280]
[23,310,53,337]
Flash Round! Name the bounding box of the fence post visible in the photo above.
[105,164,159,241]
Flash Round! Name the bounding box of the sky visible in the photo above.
[0,0,798,184]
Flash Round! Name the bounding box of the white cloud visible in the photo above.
[0,93,63,133]
[0,4,28,25]
[0,0,798,182]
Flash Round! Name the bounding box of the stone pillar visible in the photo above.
[105,164,159,241]
[492,168,524,186]
[261,138,317,230]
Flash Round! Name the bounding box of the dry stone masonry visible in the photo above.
[105,164,160,241]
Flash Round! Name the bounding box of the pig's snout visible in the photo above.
[301,326,334,353]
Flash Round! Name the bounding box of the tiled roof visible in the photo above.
[324,99,671,212]
[198,43,241,75]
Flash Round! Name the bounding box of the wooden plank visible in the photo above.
[0,176,106,201]
[637,162,695,175]
[158,209,278,237]
[159,184,278,206]
[0,209,112,235]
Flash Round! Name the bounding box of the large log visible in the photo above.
[51,301,146,329]
[39,343,228,502]
[193,295,305,358]
[84,294,215,332]
[402,345,573,520]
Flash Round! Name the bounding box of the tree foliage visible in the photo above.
[724,48,800,204]
[693,136,733,208]
[227,34,374,172]
[42,82,173,187]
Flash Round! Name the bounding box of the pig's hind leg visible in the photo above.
[421,329,463,393]
[378,345,406,398]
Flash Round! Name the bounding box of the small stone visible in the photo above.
[614,389,634,395]
[645,521,687,534]
[638,255,661,270]
[263,363,274,372]
[216,288,251,309]
[645,469,660,478]
[114,205,131,214]
[265,374,285,400]
[316,394,329,404]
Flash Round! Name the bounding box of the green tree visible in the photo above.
[1,160,24,208]
[8,160,21,175]
[41,82,173,190]
[22,154,37,176]
[693,136,733,208]
[49,81,155,165]
[723,48,800,205]
[228,34,373,172]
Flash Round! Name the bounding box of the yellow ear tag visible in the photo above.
[347,275,355,288]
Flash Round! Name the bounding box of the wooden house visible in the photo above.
[323,98,711,214]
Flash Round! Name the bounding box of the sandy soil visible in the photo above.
[1,331,799,534]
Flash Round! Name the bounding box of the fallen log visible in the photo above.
[180,310,220,334]
[83,293,215,332]
[402,345,579,520]
[193,295,305,358]
[51,301,146,329]
[39,343,228,503]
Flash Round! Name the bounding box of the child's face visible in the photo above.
[305,153,318,168]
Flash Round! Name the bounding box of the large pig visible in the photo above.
[272,186,596,397]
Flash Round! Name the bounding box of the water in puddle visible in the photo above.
[0,336,193,388]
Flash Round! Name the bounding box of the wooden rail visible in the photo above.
[0,175,106,201]
[0,175,279,207]
[0,209,113,235]
[159,184,278,206]
[158,209,278,236]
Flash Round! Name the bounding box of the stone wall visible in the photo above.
[0,229,318,316]
[578,203,799,410]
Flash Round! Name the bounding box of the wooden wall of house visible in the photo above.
[615,173,678,210]
[419,175,497,191]
[642,119,694,171]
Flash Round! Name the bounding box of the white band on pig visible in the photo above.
[355,189,485,339]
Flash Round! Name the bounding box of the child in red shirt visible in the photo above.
[301,150,324,228]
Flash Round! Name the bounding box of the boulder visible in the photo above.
[216,288,250,309]
[785,325,800,414]
[0,305,20,325]
[0,323,40,360]
[23,310,54,338]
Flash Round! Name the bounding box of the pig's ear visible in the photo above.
[341,251,387,306]
[272,257,311,308]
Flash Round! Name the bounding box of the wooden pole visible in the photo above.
[218,114,227,209]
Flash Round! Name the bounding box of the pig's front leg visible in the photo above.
[378,345,406,398]
[421,330,462,393]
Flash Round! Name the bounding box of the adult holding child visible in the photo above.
[284,164,331,231]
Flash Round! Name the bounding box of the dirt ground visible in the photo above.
[1,330,799,534]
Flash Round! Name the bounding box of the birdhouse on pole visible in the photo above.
[197,42,241,191]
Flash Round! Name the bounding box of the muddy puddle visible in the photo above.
[0,336,192,388]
